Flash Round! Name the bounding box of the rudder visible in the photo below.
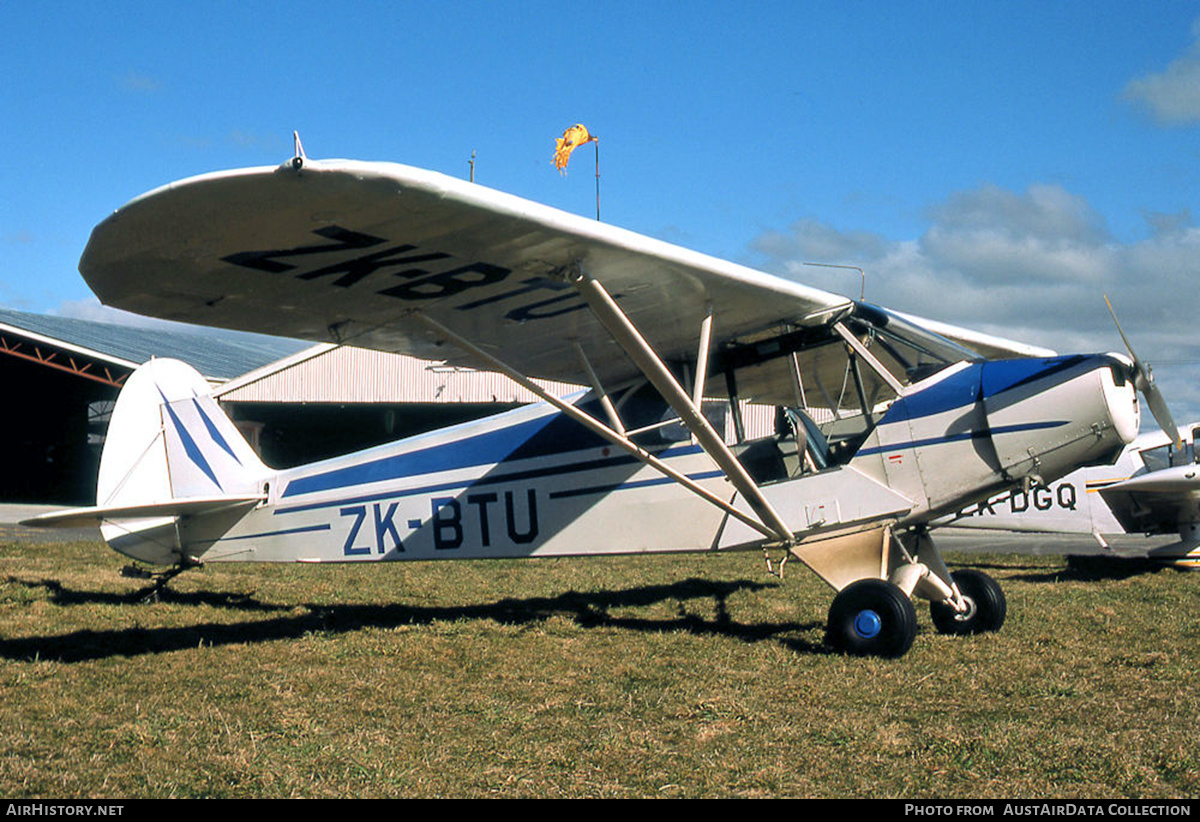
[96,358,268,563]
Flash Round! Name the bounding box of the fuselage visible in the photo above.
[104,352,1138,568]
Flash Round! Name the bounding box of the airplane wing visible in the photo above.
[888,310,1055,362]
[80,157,1045,407]
[1097,466,1200,535]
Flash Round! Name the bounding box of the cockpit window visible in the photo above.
[847,304,980,384]
[1139,444,1169,473]
[1138,440,1196,472]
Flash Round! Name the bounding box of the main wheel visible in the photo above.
[826,579,918,658]
[929,569,1006,635]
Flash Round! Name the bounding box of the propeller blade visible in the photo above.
[1104,295,1181,447]
[1145,380,1182,449]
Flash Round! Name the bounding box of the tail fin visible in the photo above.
[23,358,269,564]
[99,358,267,508]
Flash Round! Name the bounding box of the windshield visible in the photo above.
[708,301,987,448]
[849,304,981,383]
[1139,439,1197,472]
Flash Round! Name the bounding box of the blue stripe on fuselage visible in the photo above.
[280,389,708,504]
[856,420,1067,457]
[980,355,1092,398]
[274,444,709,516]
[281,412,562,498]
[887,362,983,422]
[547,469,726,500]
[890,354,1107,425]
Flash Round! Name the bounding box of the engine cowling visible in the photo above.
[981,354,1140,483]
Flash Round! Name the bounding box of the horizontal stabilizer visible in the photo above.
[1100,465,1200,496]
[20,495,264,529]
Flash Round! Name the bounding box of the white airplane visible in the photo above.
[24,150,1166,658]
[948,423,1200,568]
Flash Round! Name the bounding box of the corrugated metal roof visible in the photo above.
[0,307,310,381]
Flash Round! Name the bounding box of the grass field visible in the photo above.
[1,538,1198,799]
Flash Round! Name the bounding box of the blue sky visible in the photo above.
[4,1,1200,420]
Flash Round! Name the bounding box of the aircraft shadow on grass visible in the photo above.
[1002,555,1190,584]
[0,575,831,663]
[946,553,1190,585]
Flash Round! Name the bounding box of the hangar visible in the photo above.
[0,307,309,504]
[1,307,775,506]
[0,307,577,505]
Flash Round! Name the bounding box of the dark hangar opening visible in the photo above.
[0,342,125,505]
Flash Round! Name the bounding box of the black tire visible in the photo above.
[930,569,1007,635]
[826,578,918,658]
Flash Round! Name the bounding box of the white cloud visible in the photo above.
[752,219,890,267]
[749,181,1200,424]
[1122,19,1200,125]
[51,297,190,330]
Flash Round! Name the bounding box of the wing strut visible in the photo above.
[572,340,625,434]
[693,304,714,408]
[409,313,784,542]
[833,322,904,395]
[567,269,795,545]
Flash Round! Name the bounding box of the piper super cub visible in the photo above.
[28,148,1166,657]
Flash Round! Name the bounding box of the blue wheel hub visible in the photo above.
[854,609,883,639]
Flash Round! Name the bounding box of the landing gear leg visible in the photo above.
[122,557,201,602]
[929,568,1006,635]
[897,528,1007,636]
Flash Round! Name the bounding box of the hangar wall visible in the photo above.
[212,343,579,469]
